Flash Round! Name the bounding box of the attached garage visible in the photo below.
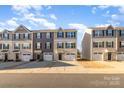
[65,53,76,61]
[117,53,124,61]
[92,52,103,61]
[21,54,32,61]
[43,52,53,61]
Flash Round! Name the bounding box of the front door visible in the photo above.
[16,53,19,61]
[4,53,8,61]
[108,52,112,60]
[58,53,62,60]
[37,54,40,60]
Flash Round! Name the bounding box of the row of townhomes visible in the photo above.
[82,25,124,61]
[0,25,77,62]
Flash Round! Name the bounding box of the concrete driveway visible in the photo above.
[0,61,124,73]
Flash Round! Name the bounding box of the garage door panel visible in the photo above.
[93,54,102,61]
[117,54,124,61]
[65,54,75,61]
[22,54,31,61]
[43,54,53,61]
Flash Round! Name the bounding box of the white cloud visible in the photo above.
[91,7,96,14]
[95,21,120,27]
[68,23,87,30]
[0,18,19,31]
[95,24,111,27]
[11,5,56,29]
[43,5,52,10]
[102,10,110,17]
[97,5,111,9]
[50,14,57,20]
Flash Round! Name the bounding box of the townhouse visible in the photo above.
[0,25,33,62]
[0,25,77,62]
[54,28,77,61]
[32,30,54,61]
[82,25,124,61]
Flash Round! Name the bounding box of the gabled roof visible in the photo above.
[90,25,124,30]
[14,25,31,33]
[0,29,12,34]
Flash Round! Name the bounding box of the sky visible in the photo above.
[0,5,124,50]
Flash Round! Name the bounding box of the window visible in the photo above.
[36,42,41,49]
[45,42,51,49]
[46,32,51,39]
[106,41,114,48]
[57,42,64,48]
[106,29,113,36]
[57,32,64,38]
[66,32,76,38]
[93,42,98,48]
[15,33,19,39]
[120,30,124,36]
[120,41,124,47]
[99,42,104,48]
[3,43,9,49]
[65,43,76,48]
[3,33,9,39]
[93,42,104,48]
[24,33,29,39]
[93,30,104,37]
[22,43,31,49]
[36,33,41,39]
[14,43,20,49]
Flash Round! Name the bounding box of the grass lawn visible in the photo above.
[79,62,113,68]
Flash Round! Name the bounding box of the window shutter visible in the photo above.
[35,43,37,49]
[112,30,114,36]
[102,42,104,47]
[23,34,25,39]
[19,34,20,39]
[120,42,121,48]
[13,34,15,39]
[106,30,108,36]
[50,43,52,49]
[8,34,9,39]
[112,42,114,47]
[45,43,46,49]
[93,31,95,37]
[40,43,42,49]
[120,30,121,36]
[50,32,51,38]
[102,30,104,36]
[40,33,42,38]
[106,42,108,47]
[62,43,64,48]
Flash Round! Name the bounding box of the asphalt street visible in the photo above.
[0,73,123,88]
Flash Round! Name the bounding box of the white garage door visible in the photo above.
[93,53,103,61]
[65,53,75,61]
[43,53,53,61]
[22,54,31,62]
[117,53,124,61]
